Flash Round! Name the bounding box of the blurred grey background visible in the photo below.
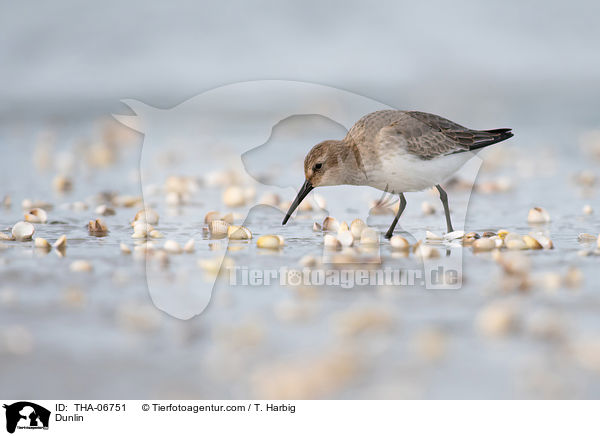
[1,0,599,136]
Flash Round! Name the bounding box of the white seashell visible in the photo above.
[360,228,379,246]
[222,186,246,207]
[322,216,339,232]
[527,207,550,224]
[34,238,51,249]
[323,234,341,249]
[523,235,542,250]
[536,234,554,249]
[312,222,322,232]
[204,211,221,223]
[95,204,116,216]
[256,235,282,249]
[12,221,35,241]
[472,238,496,252]
[492,236,504,248]
[444,230,465,240]
[421,201,436,215]
[227,225,252,240]
[120,243,131,254]
[390,235,410,250]
[221,213,234,224]
[70,260,93,272]
[583,204,593,215]
[414,244,440,259]
[149,230,164,239]
[337,230,354,247]
[132,221,153,238]
[183,239,195,253]
[506,239,527,250]
[208,219,230,238]
[350,219,366,239]
[164,240,182,254]
[337,221,349,233]
[24,208,47,223]
[53,235,67,249]
[597,234,600,249]
[134,208,159,225]
[426,230,443,240]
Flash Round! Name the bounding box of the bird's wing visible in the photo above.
[378,111,505,160]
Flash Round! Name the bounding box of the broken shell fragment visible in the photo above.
[426,230,443,241]
[53,235,67,249]
[70,260,93,272]
[227,225,252,240]
[578,233,597,242]
[257,235,283,249]
[523,235,542,250]
[88,218,108,236]
[444,230,465,240]
[34,237,51,250]
[24,208,48,223]
[337,221,349,233]
[527,207,550,224]
[208,220,230,238]
[312,222,322,232]
[350,219,366,239]
[164,240,182,254]
[0,232,14,241]
[583,204,593,215]
[12,221,35,241]
[390,235,410,250]
[120,243,131,254]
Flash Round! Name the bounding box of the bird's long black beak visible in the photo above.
[282,179,313,225]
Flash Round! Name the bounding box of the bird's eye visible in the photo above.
[314,163,323,171]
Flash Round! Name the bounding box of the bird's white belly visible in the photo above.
[365,151,473,193]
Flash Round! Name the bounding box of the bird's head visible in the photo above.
[282,140,343,225]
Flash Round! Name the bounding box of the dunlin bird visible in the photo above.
[282,110,513,238]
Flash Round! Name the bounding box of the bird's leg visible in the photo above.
[436,184,454,233]
[384,193,407,239]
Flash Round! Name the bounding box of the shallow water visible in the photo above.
[1,111,600,400]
